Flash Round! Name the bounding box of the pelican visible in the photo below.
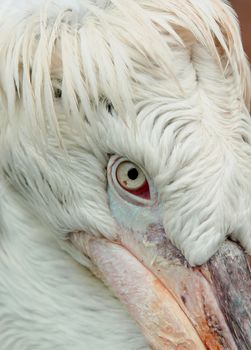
[0,0,251,349]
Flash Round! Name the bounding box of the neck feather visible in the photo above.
[0,186,147,350]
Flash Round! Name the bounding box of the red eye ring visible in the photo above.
[123,179,150,199]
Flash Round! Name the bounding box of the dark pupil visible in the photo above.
[127,168,139,180]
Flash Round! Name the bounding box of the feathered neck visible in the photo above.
[0,187,147,350]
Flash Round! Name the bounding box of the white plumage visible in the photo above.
[0,0,251,348]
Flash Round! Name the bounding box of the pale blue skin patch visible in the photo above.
[107,182,162,233]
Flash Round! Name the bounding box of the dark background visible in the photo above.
[231,0,251,62]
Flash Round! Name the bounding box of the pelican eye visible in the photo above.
[115,161,150,200]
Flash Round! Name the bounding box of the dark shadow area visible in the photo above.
[231,0,251,62]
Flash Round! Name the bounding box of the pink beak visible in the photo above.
[71,224,251,350]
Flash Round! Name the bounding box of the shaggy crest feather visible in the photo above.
[0,0,250,138]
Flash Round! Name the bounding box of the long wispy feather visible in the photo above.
[0,0,249,141]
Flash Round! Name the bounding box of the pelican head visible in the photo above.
[0,0,251,349]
